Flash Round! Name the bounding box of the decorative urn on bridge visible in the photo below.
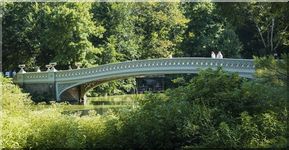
[75,62,81,69]
[18,64,26,73]
[49,62,58,72]
[45,64,51,72]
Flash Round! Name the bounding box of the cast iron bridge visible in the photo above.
[13,57,255,102]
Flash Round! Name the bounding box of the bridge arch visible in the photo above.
[13,57,255,103]
[55,58,255,102]
[57,68,199,101]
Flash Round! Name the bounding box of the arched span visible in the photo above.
[13,57,255,102]
[55,58,255,101]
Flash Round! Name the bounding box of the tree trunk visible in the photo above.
[256,24,267,56]
[270,18,274,54]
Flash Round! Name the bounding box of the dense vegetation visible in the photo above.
[2,2,288,148]
[2,55,288,148]
[3,2,289,95]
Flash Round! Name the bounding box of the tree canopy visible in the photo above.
[3,2,288,71]
[3,2,288,95]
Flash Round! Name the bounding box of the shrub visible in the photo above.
[1,66,287,149]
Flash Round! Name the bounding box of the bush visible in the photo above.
[116,69,287,148]
[2,66,287,149]
[27,110,86,149]
[2,76,115,149]
[2,77,32,148]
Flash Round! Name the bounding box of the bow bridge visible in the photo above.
[13,57,255,103]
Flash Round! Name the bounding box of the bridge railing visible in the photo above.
[22,72,49,80]
[15,58,255,83]
[54,58,255,80]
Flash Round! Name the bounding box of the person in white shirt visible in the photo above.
[211,51,216,58]
[216,51,223,59]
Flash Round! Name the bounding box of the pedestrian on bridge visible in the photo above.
[217,51,223,59]
[211,51,216,58]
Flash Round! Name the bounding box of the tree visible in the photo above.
[90,3,140,95]
[181,3,243,58]
[3,2,105,71]
[3,3,40,71]
[133,2,188,58]
[248,3,289,56]
[89,2,188,95]
[216,3,289,57]
[35,3,104,68]
[217,26,243,58]
[91,2,141,63]
[254,54,289,86]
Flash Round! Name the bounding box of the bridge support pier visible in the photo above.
[15,82,56,102]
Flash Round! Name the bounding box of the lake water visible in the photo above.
[63,94,142,116]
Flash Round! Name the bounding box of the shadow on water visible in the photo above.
[62,107,119,116]
[90,100,134,105]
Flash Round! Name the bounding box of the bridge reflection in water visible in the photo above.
[13,57,255,103]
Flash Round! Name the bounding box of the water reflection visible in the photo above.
[62,107,121,116]
[62,94,141,116]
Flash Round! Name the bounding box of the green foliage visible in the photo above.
[254,54,289,86]
[3,2,288,96]
[2,75,115,149]
[181,3,243,58]
[3,2,104,70]
[216,3,289,57]
[2,2,289,149]
[27,111,85,149]
[113,69,286,148]
[3,3,40,71]
[2,77,32,115]
[91,3,138,63]
[171,76,186,86]
[3,2,289,70]
[36,3,104,67]
[2,77,32,148]
[2,64,287,148]
[91,78,136,96]
[133,2,188,58]
[217,26,243,58]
